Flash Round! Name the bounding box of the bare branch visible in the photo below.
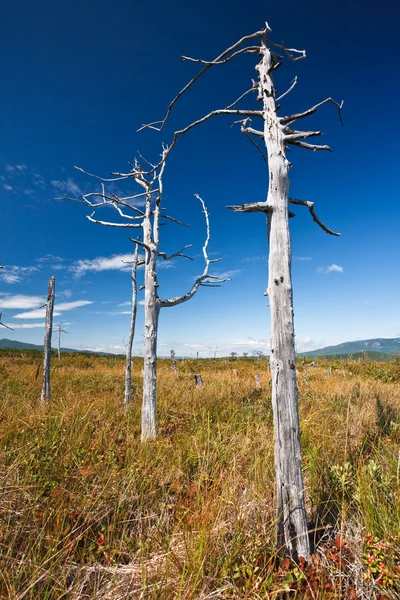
[159,195,227,307]
[75,165,130,182]
[163,108,263,160]
[267,39,306,62]
[0,313,14,331]
[227,202,296,218]
[87,212,142,228]
[289,140,332,152]
[138,25,270,132]
[226,85,258,110]
[159,213,191,227]
[129,237,152,253]
[227,202,271,213]
[289,198,341,236]
[281,97,344,125]
[181,45,259,66]
[276,76,298,102]
[158,245,193,261]
[242,130,268,164]
[285,130,323,142]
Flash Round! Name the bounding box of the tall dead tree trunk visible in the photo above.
[41,276,55,402]
[124,242,142,407]
[140,21,342,560]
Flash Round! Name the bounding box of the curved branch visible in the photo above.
[281,97,344,125]
[159,195,227,308]
[139,25,270,133]
[158,244,193,261]
[0,312,14,331]
[289,198,341,236]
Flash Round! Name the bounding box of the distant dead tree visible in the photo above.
[41,276,55,402]
[54,321,68,359]
[66,151,226,440]
[170,349,177,374]
[140,21,342,561]
[123,241,144,407]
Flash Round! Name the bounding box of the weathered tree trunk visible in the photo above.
[41,276,55,402]
[259,41,310,560]
[124,244,140,407]
[141,246,159,440]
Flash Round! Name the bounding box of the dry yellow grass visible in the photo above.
[0,352,399,598]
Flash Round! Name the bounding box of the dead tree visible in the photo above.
[54,322,68,359]
[67,153,226,440]
[140,22,342,560]
[170,349,177,374]
[41,276,55,402]
[124,242,144,407]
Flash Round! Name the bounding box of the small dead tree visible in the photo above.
[140,22,342,560]
[67,153,226,440]
[41,276,55,402]
[170,349,177,374]
[124,242,144,407]
[54,322,68,359]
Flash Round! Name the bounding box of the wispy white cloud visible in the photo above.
[14,309,62,319]
[242,255,267,263]
[5,163,27,174]
[4,322,45,329]
[70,253,138,277]
[318,264,343,274]
[212,269,242,279]
[51,178,81,196]
[83,345,125,354]
[14,300,93,319]
[0,265,39,284]
[33,173,46,188]
[294,256,312,261]
[0,294,44,309]
[2,184,13,192]
[118,301,131,307]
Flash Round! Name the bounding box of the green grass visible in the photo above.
[0,354,399,598]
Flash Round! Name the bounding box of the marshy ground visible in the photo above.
[1,352,399,598]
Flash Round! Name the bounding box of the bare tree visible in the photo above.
[124,242,144,407]
[66,153,226,440]
[41,276,55,402]
[140,22,342,560]
[170,349,177,374]
[54,321,68,359]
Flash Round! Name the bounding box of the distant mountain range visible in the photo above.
[1,337,400,359]
[0,338,93,354]
[300,337,400,357]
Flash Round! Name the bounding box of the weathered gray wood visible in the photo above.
[41,276,55,402]
[124,244,141,407]
[194,374,203,388]
[170,349,177,374]
[255,373,261,388]
[256,40,310,561]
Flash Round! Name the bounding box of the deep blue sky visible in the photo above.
[0,0,399,356]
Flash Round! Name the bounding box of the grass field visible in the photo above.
[1,352,399,599]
